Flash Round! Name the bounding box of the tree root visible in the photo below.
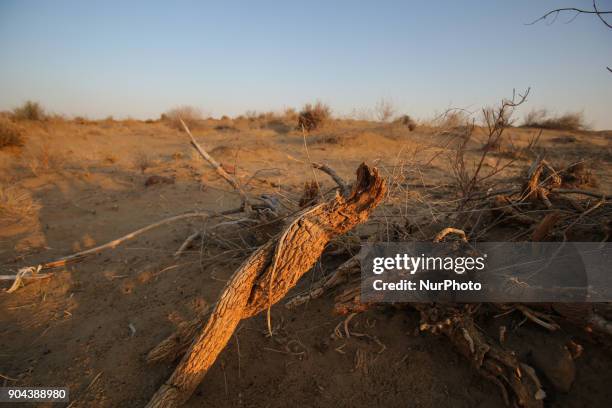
[415,304,544,407]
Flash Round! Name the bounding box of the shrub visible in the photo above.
[133,151,151,173]
[0,117,24,149]
[297,102,331,132]
[375,98,395,122]
[161,106,203,130]
[73,116,91,125]
[22,142,65,176]
[283,107,298,121]
[395,114,416,131]
[12,101,46,121]
[437,110,469,128]
[521,109,586,131]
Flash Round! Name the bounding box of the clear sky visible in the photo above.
[1,0,611,128]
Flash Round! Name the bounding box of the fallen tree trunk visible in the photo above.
[146,163,386,408]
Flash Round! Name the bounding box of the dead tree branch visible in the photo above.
[311,162,350,196]
[527,1,612,72]
[527,1,612,28]
[9,210,240,277]
[180,118,252,210]
[146,163,386,408]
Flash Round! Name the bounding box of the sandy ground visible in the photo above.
[1,118,611,407]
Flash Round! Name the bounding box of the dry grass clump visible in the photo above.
[161,106,203,130]
[23,142,65,176]
[0,117,24,149]
[12,101,46,121]
[521,109,586,131]
[0,185,40,226]
[297,102,331,132]
[394,114,416,131]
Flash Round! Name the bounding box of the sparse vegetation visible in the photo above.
[297,102,331,132]
[437,110,469,128]
[161,106,203,130]
[375,98,395,122]
[283,107,297,121]
[0,117,24,149]
[394,114,416,131]
[73,116,91,125]
[12,101,46,121]
[133,150,152,173]
[521,109,586,131]
[23,141,65,176]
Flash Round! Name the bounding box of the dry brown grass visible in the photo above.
[22,141,65,176]
[0,117,24,149]
[0,185,40,226]
[297,102,331,132]
[521,109,586,131]
[161,106,203,130]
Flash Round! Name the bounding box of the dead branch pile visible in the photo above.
[282,91,611,407]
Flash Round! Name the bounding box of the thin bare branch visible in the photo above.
[180,118,252,210]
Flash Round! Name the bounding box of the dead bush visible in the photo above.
[133,151,152,173]
[12,101,46,121]
[560,161,597,188]
[394,114,416,131]
[162,106,203,130]
[451,88,530,200]
[375,98,395,122]
[22,142,65,176]
[297,102,331,132]
[437,110,469,128]
[521,109,586,131]
[0,185,40,226]
[0,117,24,149]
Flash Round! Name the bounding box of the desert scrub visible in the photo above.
[12,101,46,121]
[133,150,152,173]
[521,109,586,131]
[22,141,65,176]
[297,102,331,132]
[0,117,24,149]
[161,106,203,130]
[375,98,395,122]
[395,114,416,131]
